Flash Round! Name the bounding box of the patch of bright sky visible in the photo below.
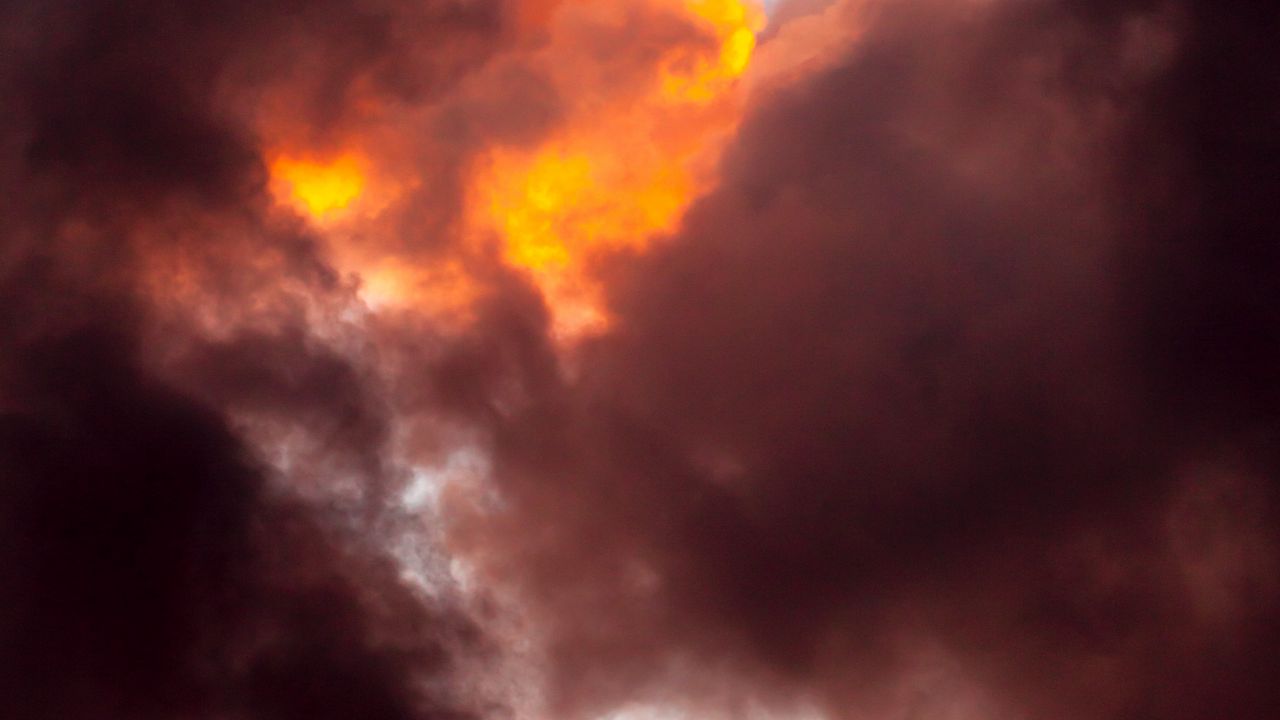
[392,446,491,595]
[401,446,490,511]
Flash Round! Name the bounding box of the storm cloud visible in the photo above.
[2,1,1278,719]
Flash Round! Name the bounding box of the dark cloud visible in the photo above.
[4,0,1280,719]
[0,0,509,718]
[0,286,482,720]
[448,0,1280,717]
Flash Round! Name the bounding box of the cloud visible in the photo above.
[447,1,1280,717]
[2,1,1278,719]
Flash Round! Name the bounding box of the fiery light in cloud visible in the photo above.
[267,149,453,315]
[262,1,763,336]
[662,0,761,102]
[471,0,765,337]
[477,144,696,334]
[270,151,368,219]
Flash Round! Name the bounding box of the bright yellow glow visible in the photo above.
[471,0,762,337]
[661,0,764,102]
[256,1,761,334]
[265,147,468,319]
[270,152,367,219]
[485,149,692,271]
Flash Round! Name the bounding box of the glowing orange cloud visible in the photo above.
[270,152,368,220]
[470,0,765,337]
[258,1,763,334]
[662,0,761,103]
[266,148,464,315]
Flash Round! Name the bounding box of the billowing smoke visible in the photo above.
[2,1,1278,719]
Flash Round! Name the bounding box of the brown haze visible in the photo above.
[2,1,1278,719]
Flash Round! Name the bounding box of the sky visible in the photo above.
[1,1,1279,719]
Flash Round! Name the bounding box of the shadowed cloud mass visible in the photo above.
[1,1,1278,719]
